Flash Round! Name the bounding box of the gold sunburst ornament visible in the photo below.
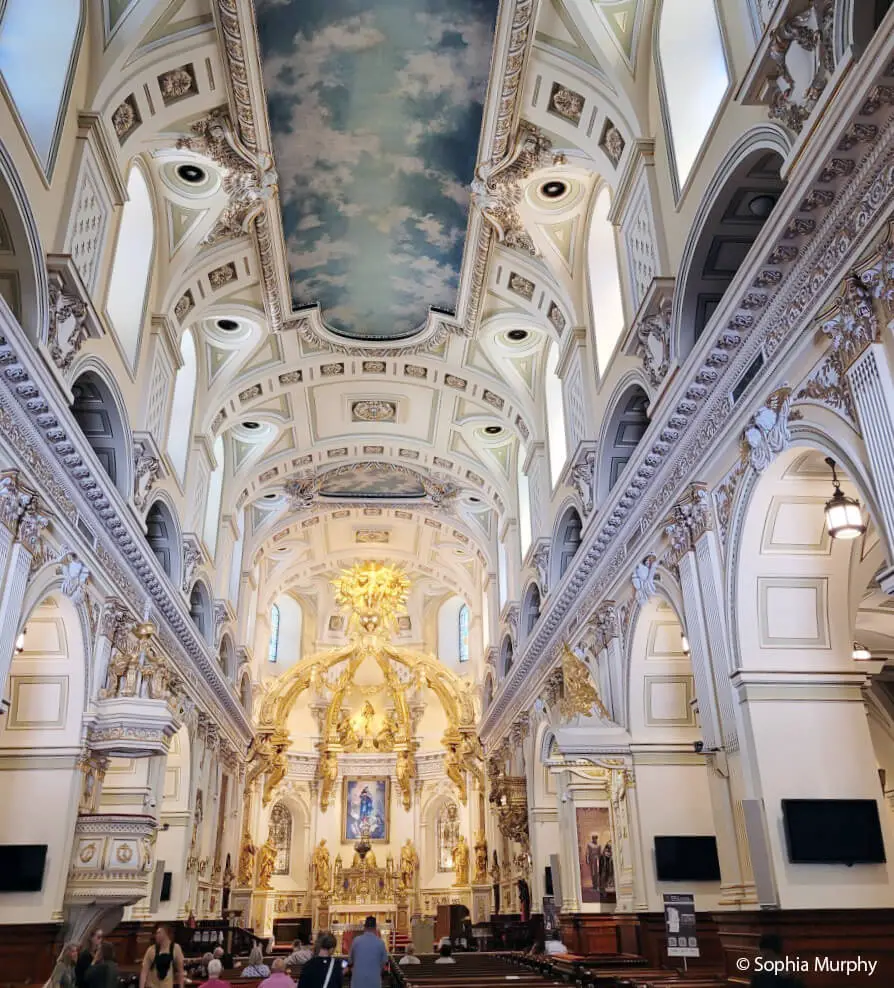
[332,561,411,636]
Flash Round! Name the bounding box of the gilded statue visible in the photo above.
[238,832,256,886]
[318,750,338,810]
[313,839,331,892]
[460,734,485,790]
[473,831,488,884]
[359,700,375,739]
[452,834,470,886]
[335,709,360,752]
[396,749,415,811]
[400,838,419,890]
[262,742,289,806]
[245,734,276,790]
[352,847,377,869]
[256,837,277,890]
[444,745,468,804]
[374,709,400,751]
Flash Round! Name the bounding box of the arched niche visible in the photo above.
[70,369,131,498]
[239,671,253,718]
[188,579,213,643]
[551,506,583,587]
[500,634,514,678]
[521,582,542,639]
[730,442,894,908]
[219,633,237,680]
[677,147,784,358]
[145,498,181,585]
[0,591,88,923]
[599,384,649,501]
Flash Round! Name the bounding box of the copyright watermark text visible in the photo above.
[735,955,877,976]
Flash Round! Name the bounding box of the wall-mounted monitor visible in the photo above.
[782,799,886,864]
[0,844,47,892]
[654,835,721,882]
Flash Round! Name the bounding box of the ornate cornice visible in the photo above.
[481,37,894,745]
[0,312,251,747]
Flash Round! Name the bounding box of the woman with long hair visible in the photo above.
[297,933,342,988]
[48,943,79,988]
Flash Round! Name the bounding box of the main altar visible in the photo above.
[233,562,492,939]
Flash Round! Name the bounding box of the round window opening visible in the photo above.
[177,163,207,185]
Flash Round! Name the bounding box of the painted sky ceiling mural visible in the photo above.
[255,0,499,340]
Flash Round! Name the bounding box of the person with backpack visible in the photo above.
[139,925,185,988]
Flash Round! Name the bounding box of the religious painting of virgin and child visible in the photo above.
[343,777,390,842]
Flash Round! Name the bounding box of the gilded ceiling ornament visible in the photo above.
[332,561,411,636]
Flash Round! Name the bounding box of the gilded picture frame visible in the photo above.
[342,776,390,843]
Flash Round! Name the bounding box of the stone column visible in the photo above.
[0,474,51,699]
[665,484,754,905]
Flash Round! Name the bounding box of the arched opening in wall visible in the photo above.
[268,593,303,672]
[239,672,253,717]
[167,328,197,482]
[0,148,42,335]
[679,150,784,357]
[156,725,191,917]
[0,0,83,173]
[483,674,494,711]
[145,499,179,584]
[733,445,894,906]
[521,582,542,639]
[657,0,731,192]
[70,370,129,497]
[545,342,568,486]
[203,435,225,558]
[846,0,894,54]
[551,506,584,586]
[626,594,708,909]
[219,633,236,680]
[0,591,87,921]
[500,634,514,677]
[600,385,649,500]
[105,165,154,369]
[587,187,625,375]
[189,580,212,642]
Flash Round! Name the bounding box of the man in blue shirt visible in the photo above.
[348,917,389,988]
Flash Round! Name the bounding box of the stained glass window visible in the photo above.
[437,801,460,872]
[458,604,470,662]
[269,802,292,875]
[268,604,280,663]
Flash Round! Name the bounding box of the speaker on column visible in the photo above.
[548,853,562,905]
[742,799,779,908]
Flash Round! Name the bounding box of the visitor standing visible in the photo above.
[347,917,389,988]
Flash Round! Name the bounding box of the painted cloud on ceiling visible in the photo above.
[256,0,497,339]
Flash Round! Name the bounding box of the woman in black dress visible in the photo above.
[298,933,343,988]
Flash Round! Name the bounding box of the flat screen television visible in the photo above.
[0,844,47,892]
[654,836,721,882]
[782,799,886,864]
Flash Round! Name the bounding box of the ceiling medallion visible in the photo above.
[332,561,411,636]
[352,400,397,423]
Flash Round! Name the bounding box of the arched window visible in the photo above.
[517,449,532,558]
[501,635,514,677]
[553,507,584,583]
[269,802,292,875]
[458,604,470,663]
[601,385,650,498]
[437,801,460,871]
[105,166,154,368]
[268,604,280,663]
[167,329,197,481]
[522,582,542,638]
[545,343,568,486]
[588,188,625,374]
[203,435,225,558]
[0,0,82,171]
[658,0,730,191]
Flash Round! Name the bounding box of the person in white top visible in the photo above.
[398,945,421,966]
[434,945,456,965]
